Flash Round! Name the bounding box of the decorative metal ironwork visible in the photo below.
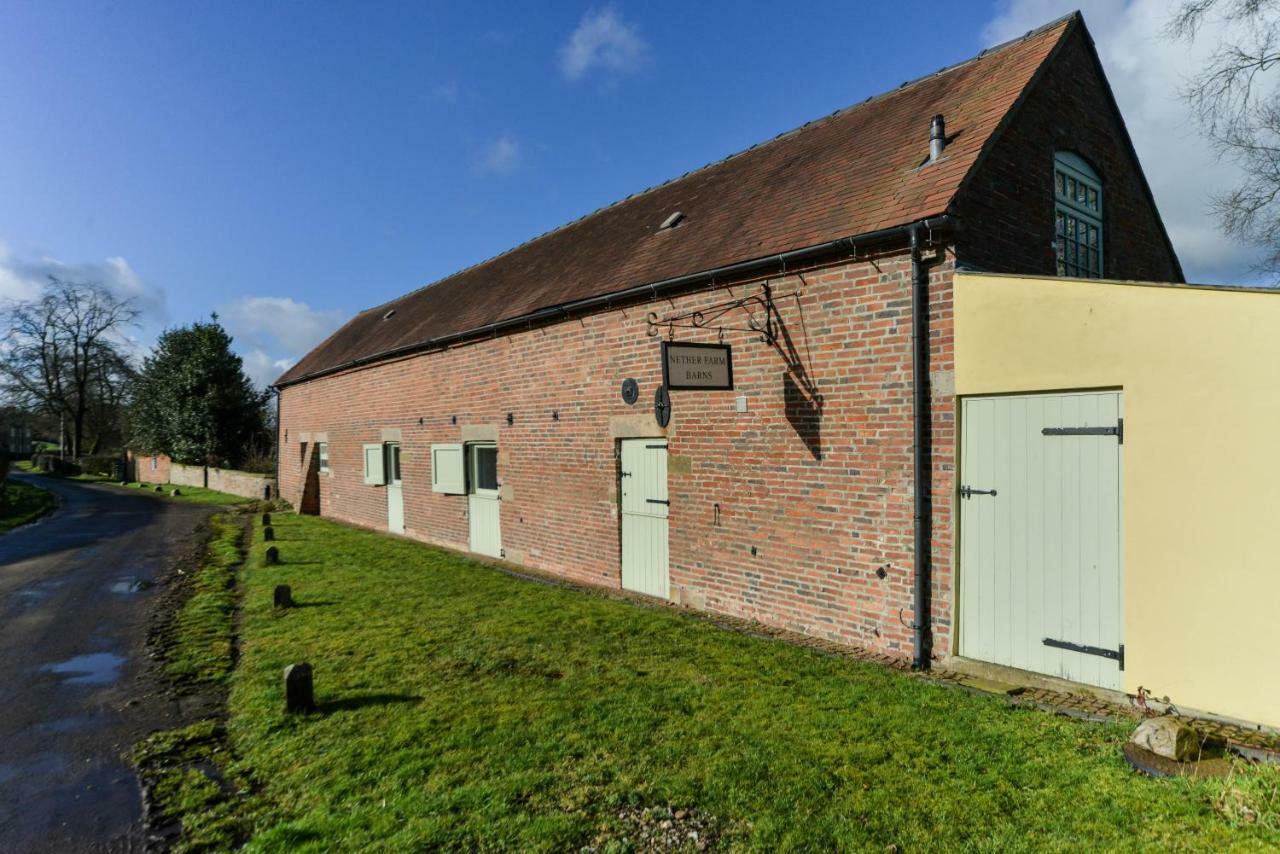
[621,378,639,405]
[646,282,794,345]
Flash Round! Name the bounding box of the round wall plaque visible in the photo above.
[654,385,672,427]
[621,378,639,405]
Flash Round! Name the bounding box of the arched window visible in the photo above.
[1054,152,1103,278]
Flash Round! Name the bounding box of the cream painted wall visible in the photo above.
[955,273,1280,728]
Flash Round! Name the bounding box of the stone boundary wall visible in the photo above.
[169,462,276,500]
[127,451,275,500]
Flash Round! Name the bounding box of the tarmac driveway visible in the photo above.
[0,474,215,852]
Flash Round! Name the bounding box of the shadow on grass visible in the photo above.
[320,693,422,714]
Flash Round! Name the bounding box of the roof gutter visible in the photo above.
[274,214,956,389]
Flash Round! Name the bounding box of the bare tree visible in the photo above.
[1169,1,1280,274]
[0,277,138,459]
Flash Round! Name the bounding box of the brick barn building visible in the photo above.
[276,15,1183,678]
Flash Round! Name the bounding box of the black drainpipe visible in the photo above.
[909,223,933,671]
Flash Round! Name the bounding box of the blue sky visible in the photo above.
[0,1,1263,385]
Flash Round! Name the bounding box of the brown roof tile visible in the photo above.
[276,15,1073,386]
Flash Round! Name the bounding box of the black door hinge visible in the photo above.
[1042,418,1123,444]
[1043,638,1125,670]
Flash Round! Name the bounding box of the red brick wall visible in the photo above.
[953,26,1182,282]
[134,452,171,484]
[279,248,957,662]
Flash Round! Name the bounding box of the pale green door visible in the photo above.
[386,443,404,534]
[620,438,669,599]
[959,391,1123,690]
[467,443,502,558]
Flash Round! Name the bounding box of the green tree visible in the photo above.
[131,319,269,467]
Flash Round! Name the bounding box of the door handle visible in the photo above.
[646,498,670,506]
[959,486,997,499]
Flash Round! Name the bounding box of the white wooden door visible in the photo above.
[620,438,669,598]
[959,391,1123,690]
[467,443,502,558]
[386,443,404,534]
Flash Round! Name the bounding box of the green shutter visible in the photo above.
[363,443,386,485]
[431,443,465,494]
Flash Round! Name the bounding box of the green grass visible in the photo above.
[134,720,265,852]
[0,478,57,532]
[116,480,255,505]
[133,510,262,852]
[166,513,244,684]
[209,512,1280,851]
[12,459,38,474]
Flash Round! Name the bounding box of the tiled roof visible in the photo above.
[276,14,1075,386]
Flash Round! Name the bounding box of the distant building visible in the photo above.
[0,414,34,457]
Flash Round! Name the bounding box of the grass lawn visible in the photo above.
[171,511,1280,851]
[166,514,244,684]
[0,478,57,532]
[114,480,255,506]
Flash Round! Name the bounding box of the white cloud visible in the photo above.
[219,295,344,388]
[984,1,1271,284]
[475,133,521,175]
[238,347,299,392]
[0,240,168,319]
[558,6,648,82]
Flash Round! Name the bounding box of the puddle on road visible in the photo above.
[0,751,67,786]
[11,579,66,607]
[39,652,126,685]
[108,578,153,595]
[35,714,100,734]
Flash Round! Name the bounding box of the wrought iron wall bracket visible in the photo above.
[646,282,793,345]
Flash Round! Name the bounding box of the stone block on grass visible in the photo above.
[284,663,314,713]
[1130,716,1201,762]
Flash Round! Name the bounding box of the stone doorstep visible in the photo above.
[459,551,1280,760]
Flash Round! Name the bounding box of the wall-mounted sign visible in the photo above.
[661,341,734,391]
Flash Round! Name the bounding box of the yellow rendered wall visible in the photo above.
[955,272,1280,728]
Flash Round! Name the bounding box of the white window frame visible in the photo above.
[317,442,330,473]
[1054,151,1104,278]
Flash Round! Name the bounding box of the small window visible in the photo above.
[1054,152,1103,278]
[470,444,498,494]
[388,443,402,485]
[317,442,329,473]
[150,456,157,471]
